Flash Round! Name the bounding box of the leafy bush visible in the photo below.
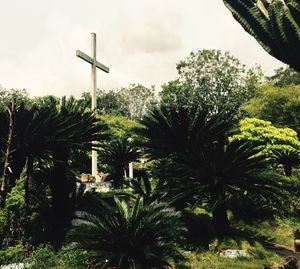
[27,244,57,269]
[0,243,25,265]
[0,176,26,247]
[56,247,91,269]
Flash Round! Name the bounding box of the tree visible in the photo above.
[195,140,289,235]
[270,147,300,176]
[100,114,142,140]
[0,100,15,207]
[0,89,29,112]
[139,105,291,235]
[267,66,300,87]
[31,95,59,109]
[118,84,156,120]
[68,196,184,269]
[243,84,300,135]
[0,175,26,247]
[159,80,195,109]
[49,96,108,242]
[223,0,300,72]
[0,102,62,207]
[127,174,180,206]
[138,105,234,161]
[160,50,263,115]
[98,137,140,188]
[0,102,66,243]
[0,96,109,242]
[80,85,156,120]
[231,117,300,176]
[80,90,125,116]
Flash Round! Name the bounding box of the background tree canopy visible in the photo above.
[160,49,263,116]
[243,84,300,135]
[0,89,29,112]
[80,84,156,120]
[267,66,300,87]
[1,39,300,267]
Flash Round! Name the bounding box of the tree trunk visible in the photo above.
[24,155,34,240]
[25,156,34,202]
[51,147,73,244]
[283,164,292,177]
[0,99,15,208]
[113,166,124,188]
[212,203,230,237]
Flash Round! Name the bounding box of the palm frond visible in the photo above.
[224,0,300,71]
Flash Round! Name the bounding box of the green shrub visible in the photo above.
[27,244,57,269]
[56,246,92,269]
[0,243,25,265]
[0,176,26,247]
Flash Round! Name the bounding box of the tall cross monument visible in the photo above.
[76,33,109,177]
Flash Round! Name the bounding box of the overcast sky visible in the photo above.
[0,0,284,97]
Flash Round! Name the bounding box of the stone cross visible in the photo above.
[76,32,109,177]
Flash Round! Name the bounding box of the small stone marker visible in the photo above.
[1,263,30,269]
[219,249,250,259]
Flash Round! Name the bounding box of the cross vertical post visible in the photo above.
[76,32,110,178]
[91,33,97,177]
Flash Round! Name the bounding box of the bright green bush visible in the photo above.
[231,118,300,176]
[0,176,26,247]
[27,245,57,269]
[0,243,25,265]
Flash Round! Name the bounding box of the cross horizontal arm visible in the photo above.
[76,50,109,73]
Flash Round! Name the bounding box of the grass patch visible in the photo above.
[182,249,283,269]
[233,217,300,247]
[1,217,299,268]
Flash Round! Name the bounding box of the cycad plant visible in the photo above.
[0,96,109,243]
[138,105,232,160]
[190,139,290,235]
[99,137,140,188]
[127,174,181,205]
[0,102,62,207]
[139,105,292,236]
[49,96,108,243]
[68,196,184,269]
[270,147,300,176]
[223,0,300,72]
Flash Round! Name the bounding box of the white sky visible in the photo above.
[0,0,284,97]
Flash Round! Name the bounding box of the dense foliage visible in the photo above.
[160,50,262,116]
[267,66,300,87]
[138,106,294,235]
[232,118,300,176]
[0,96,108,244]
[243,84,300,135]
[80,84,156,120]
[98,137,140,187]
[0,45,299,268]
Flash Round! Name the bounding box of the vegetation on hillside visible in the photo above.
[0,27,300,268]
